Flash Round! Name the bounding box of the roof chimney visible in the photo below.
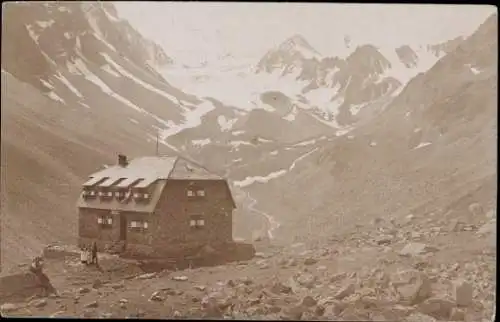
[118,154,128,167]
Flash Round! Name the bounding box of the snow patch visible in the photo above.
[76,36,81,50]
[270,150,278,156]
[370,141,378,147]
[102,53,187,110]
[102,7,120,22]
[26,25,39,43]
[283,105,298,122]
[64,32,71,39]
[161,63,309,111]
[40,79,54,89]
[35,20,55,29]
[192,138,211,147]
[232,130,245,136]
[466,64,481,75]
[69,58,144,112]
[101,64,120,77]
[48,92,65,104]
[257,137,273,143]
[217,115,237,132]
[234,170,287,188]
[55,73,83,98]
[294,139,317,147]
[349,103,365,116]
[414,142,432,149]
[129,118,139,124]
[335,127,353,136]
[303,87,337,110]
[230,140,252,148]
[234,148,318,188]
[160,100,216,140]
[379,45,441,86]
[93,32,116,52]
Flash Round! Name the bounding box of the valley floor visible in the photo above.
[0,202,495,321]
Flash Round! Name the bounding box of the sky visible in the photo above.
[114,2,496,66]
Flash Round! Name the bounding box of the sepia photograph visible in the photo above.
[0,1,497,320]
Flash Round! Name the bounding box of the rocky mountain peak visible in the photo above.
[395,45,419,68]
[1,2,173,92]
[345,44,391,75]
[277,34,321,57]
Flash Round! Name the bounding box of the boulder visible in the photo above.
[394,270,432,305]
[78,287,91,295]
[270,282,292,295]
[302,295,317,307]
[375,235,393,245]
[281,305,307,320]
[399,243,438,257]
[449,307,465,321]
[257,260,270,269]
[334,283,355,300]
[194,285,207,291]
[0,303,20,313]
[296,273,317,289]
[92,279,103,289]
[254,252,268,258]
[304,258,318,266]
[468,203,484,217]
[477,221,496,236]
[149,291,165,302]
[418,298,455,320]
[452,280,473,307]
[405,312,437,322]
[137,272,156,280]
[30,298,48,308]
[330,272,348,283]
[84,301,99,308]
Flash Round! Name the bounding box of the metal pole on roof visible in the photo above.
[156,131,159,156]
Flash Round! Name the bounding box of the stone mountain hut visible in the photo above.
[77,155,236,257]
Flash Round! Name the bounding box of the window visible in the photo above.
[82,190,97,199]
[189,215,205,229]
[99,190,113,199]
[97,215,113,228]
[187,187,205,199]
[115,190,127,200]
[129,220,148,230]
[133,191,151,202]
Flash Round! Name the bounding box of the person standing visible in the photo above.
[81,246,89,265]
[91,241,98,266]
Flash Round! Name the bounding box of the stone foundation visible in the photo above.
[77,238,255,266]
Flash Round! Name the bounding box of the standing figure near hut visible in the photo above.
[80,246,89,265]
[29,256,44,275]
[91,241,98,266]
